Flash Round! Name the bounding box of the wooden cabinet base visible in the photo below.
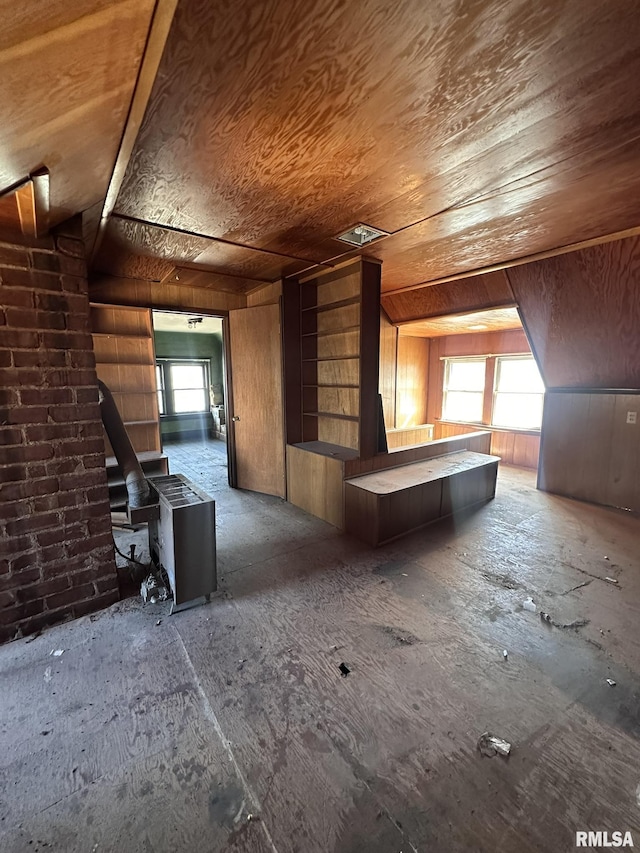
[344,451,499,546]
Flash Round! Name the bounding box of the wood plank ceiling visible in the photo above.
[4,0,640,297]
[0,0,157,232]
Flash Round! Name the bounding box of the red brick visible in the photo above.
[13,349,66,368]
[0,245,29,267]
[0,330,39,349]
[0,351,12,367]
[39,331,92,351]
[55,236,85,258]
[37,523,86,547]
[46,368,96,387]
[75,387,99,404]
[31,491,83,513]
[69,350,95,368]
[4,406,48,425]
[71,590,119,619]
[58,255,86,277]
[0,464,27,483]
[48,404,90,423]
[0,444,53,465]
[96,577,119,595]
[58,469,107,492]
[0,559,9,576]
[0,481,28,502]
[65,314,89,333]
[0,529,32,554]
[35,292,69,312]
[25,423,78,443]
[60,275,85,294]
[86,486,110,504]
[0,590,15,609]
[0,267,32,288]
[30,251,60,273]
[6,512,58,537]
[8,310,67,331]
[26,576,70,598]
[0,288,34,308]
[87,515,111,536]
[46,583,95,611]
[0,427,22,446]
[0,389,18,406]
[20,387,73,406]
[0,599,45,626]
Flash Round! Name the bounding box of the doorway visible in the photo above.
[152,310,229,495]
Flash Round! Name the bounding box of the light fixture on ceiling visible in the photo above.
[187,316,203,329]
[335,222,389,247]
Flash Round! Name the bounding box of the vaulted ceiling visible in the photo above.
[4,0,640,297]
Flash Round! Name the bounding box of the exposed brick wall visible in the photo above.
[0,220,118,643]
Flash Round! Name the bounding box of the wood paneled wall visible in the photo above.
[539,391,640,512]
[435,421,540,469]
[379,309,397,432]
[396,336,430,428]
[379,313,431,437]
[89,274,246,313]
[507,236,640,388]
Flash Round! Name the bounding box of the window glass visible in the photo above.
[155,360,209,415]
[442,358,486,422]
[171,363,205,390]
[492,357,544,429]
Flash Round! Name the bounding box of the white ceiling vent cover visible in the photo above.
[336,223,389,246]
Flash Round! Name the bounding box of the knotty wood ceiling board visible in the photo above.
[109,0,640,288]
[382,271,515,325]
[0,0,156,228]
[506,235,640,388]
[399,307,522,338]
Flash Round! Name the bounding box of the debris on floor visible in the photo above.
[604,577,619,585]
[540,611,551,623]
[477,732,512,758]
[503,650,508,660]
[339,662,351,677]
[50,649,64,657]
[523,597,536,612]
[141,572,171,604]
[606,678,617,687]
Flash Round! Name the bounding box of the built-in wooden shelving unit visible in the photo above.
[90,304,161,457]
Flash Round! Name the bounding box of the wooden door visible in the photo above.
[228,303,286,497]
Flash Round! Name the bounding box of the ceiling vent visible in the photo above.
[335,223,389,247]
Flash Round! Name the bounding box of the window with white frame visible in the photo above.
[442,358,486,423]
[492,356,544,429]
[156,359,210,415]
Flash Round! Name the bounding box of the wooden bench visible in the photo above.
[344,450,499,546]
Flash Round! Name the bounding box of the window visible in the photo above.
[156,359,210,415]
[492,356,544,429]
[442,358,485,422]
[441,354,545,430]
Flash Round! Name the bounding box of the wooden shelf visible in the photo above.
[303,411,359,422]
[302,325,360,338]
[302,355,359,363]
[301,296,360,314]
[303,383,359,389]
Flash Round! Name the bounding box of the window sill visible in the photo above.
[437,419,541,436]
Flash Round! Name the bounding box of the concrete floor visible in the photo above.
[1,461,640,852]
